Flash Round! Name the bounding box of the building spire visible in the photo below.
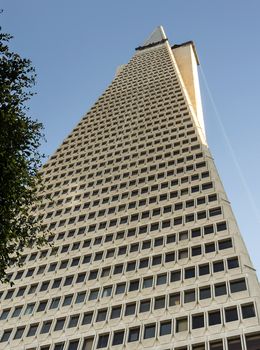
[136,26,168,51]
[142,25,167,46]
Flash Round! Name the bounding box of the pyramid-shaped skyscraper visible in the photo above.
[1,27,260,350]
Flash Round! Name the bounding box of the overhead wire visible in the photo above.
[199,64,260,225]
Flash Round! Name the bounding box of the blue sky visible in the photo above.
[2,1,260,277]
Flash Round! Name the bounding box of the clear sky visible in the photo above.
[2,1,260,277]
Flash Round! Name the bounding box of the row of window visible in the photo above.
[58,97,190,147]
[47,135,200,180]
[0,302,256,345]
[43,128,197,177]
[0,274,246,323]
[44,119,195,176]
[44,134,198,183]
[42,174,214,224]
[10,218,226,279]
[40,157,207,214]
[43,190,217,235]
[41,151,206,203]
[43,194,218,230]
[2,332,258,350]
[46,121,197,172]
[0,255,240,305]
[59,111,191,164]
[39,170,209,217]
[11,219,227,282]
[47,130,197,180]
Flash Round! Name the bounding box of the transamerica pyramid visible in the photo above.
[0,26,260,350]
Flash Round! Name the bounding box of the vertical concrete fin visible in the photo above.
[172,42,206,139]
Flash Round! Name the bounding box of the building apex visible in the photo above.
[136,26,168,51]
[142,26,167,46]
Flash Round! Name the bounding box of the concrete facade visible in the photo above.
[0,27,260,350]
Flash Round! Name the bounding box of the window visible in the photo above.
[245,333,260,350]
[41,321,52,334]
[82,312,93,325]
[205,243,215,253]
[179,249,188,259]
[176,318,188,332]
[81,337,94,350]
[225,307,238,322]
[102,286,112,297]
[5,289,14,299]
[165,252,175,262]
[126,261,136,271]
[97,334,109,348]
[199,264,209,276]
[63,295,73,306]
[144,324,156,339]
[50,297,60,309]
[192,344,205,350]
[54,318,65,331]
[230,279,246,293]
[154,296,165,309]
[12,306,22,317]
[68,315,79,328]
[125,303,136,316]
[27,324,38,337]
[227,257,239,269]
[192,228,201,238]
[52,278,61,288]
[54,343,64,350]
[152,255,162,265]
[192,314,204,329]
[37,301,47,312]
[89,289,99,300]
[14,327,25,339]
[139,258,149,268]
[169,292,180,306]
[96,309,107,322]
[241,303,255,319]
[157,273,167,285]
[140,300,151,313]
[200,287,211,300]
[115,283,125,294]
[89,270,98,280]
[143,277,153,288]
[160,321,171,336]
[215,283,227,297]
[114,264,123,274]
[68,340,79,350]
[0,330,12,342]
[227,337,242,350]
[210,340,223,350]
[216,221,227,231]
[179,231,188,241]
[204,225,214,235]
[111,306,121,319]
[185,267,195,279]
[0,309,10,320]
[76,273,86,283]
[218,239,232,250]
[128,327,140,342]
[184,290,195,303]
[64,275,73,286]
[112,330,124,346]
[24,303,35,315]
[208,310,221,326]
[171,270,181,282]
[213,261,224,273]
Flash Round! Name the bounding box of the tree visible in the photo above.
[0,26,46,282]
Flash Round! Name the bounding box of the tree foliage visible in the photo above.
[0,27,46,282]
